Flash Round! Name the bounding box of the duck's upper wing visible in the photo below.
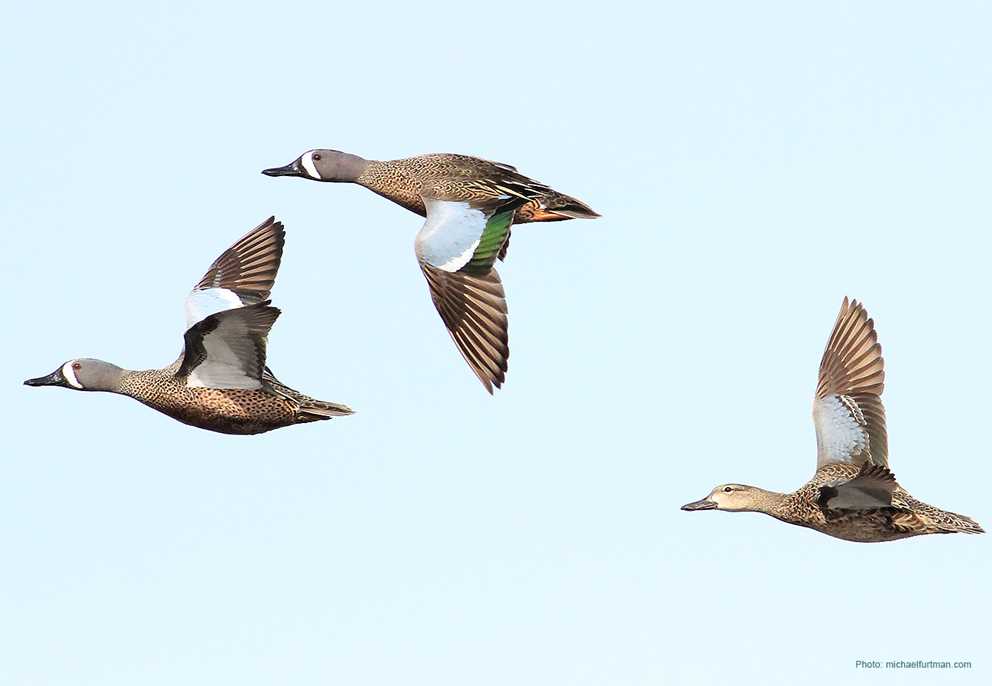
[177,302,279,389]
[414,191,527,393]
[175,217,285,389]
[183,216,285,329]
[812,298,888,468]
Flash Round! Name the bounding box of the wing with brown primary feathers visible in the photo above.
[813,298,888,467]
[195,216,285,302]
[420,264,509,394]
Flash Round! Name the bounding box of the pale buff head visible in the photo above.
[681,483,782,513]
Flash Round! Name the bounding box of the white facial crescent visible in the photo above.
[300,151,321,179]
[62,361,84,389]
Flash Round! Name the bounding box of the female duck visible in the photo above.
[682,298,983,542]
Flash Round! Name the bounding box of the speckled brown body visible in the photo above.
[118,364,334,435]
[772,463,983,542]
[683,299,984,542]
[356,154,595,223]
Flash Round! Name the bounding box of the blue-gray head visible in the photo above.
[24,358,124,393]
[262,149,368,183]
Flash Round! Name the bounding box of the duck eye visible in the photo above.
[723,486,733,493]
[72,362,82,371]
[312,153,321,161]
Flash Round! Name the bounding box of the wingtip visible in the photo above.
[474,368,505,395]
[255,214,281,232]
[267,217,286,242]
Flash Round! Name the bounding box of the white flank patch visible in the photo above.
[415,199,486,272]
[300,151,321,179]
[62,361,83,389]
[813,394,867,465]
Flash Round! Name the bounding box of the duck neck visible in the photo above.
[745,488,792,519]
[83,362,127,393]
[113,368,156,400]
[355,159,426,215]
[333,152,370,183]
[764,490,809,526]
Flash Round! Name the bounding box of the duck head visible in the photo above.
[681,483,774,513]
[262,149,368,183]
[25,359,123,392]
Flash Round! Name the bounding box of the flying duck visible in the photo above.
[262,149,599,392]
[24,217,353,434]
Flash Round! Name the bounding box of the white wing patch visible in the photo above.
[813,394,868,465]
[301,151,321,179]
[438,239,480,271]
[186,315,263,390]
[415,199,486,272]
[184,288,245,329]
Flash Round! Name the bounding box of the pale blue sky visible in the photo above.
[2,2,990,684]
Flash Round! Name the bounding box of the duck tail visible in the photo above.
[521,192,601,222]
[263,367,354,421]
[929,508,985,535]
[950,513,985,534]
[299,399,354,420]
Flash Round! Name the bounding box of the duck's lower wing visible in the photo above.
[818,464,984,536]
[817,464,898,513]
[415,193,521,393]
[420,264,509,393]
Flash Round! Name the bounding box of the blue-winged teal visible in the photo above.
[24,217,353,434]
[681,298,984,542]
[261,150,599,225]
[262,150,599,392]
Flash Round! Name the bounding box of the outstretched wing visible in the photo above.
[813,298,888,467]
[415,192,525,393]
[817,464,898,512]
[177,303,279,389]
[184,216,285,329]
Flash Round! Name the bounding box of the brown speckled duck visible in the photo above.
[262,150,599,225]
[262,150,599,393]
[681,298,984,542]
[24,217,352,434]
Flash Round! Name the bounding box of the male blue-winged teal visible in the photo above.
[24,217,352,434]
[681,298,983,542]
[262,150,599,393]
